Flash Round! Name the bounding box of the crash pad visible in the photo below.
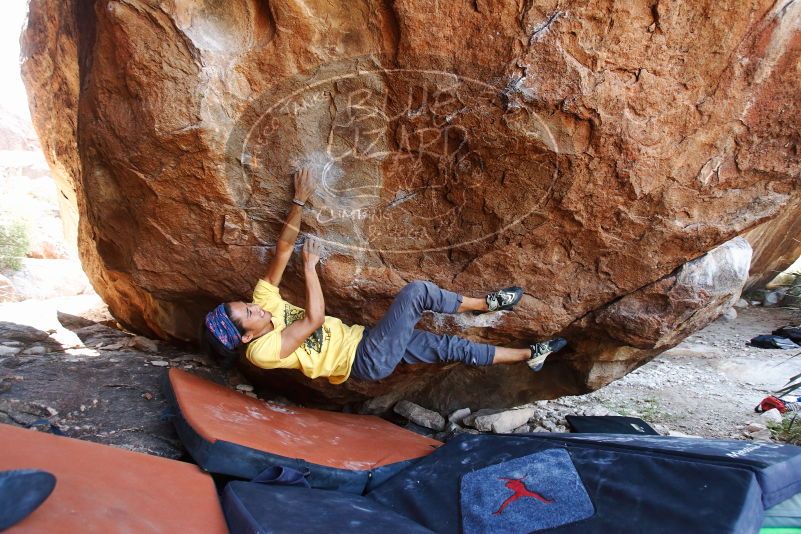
[764,492,801,528]
[529,433,801,508]
[367,434,764,534]
[0,423,227,533]
[164,368,441,493]
[565,415,658,435]
[222,481,434,533]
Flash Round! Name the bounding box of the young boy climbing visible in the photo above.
[203,168,567,383]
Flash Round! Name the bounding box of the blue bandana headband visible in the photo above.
[205,304,242,350]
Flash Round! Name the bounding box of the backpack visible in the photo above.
[755,396,787,414]
[748,335,800,350]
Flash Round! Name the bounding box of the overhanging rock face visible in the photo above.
[293,237,753,412]
[21,0,801,407]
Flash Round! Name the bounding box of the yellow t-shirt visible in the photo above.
[245,279,365,384]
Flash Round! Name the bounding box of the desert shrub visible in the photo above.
[0,218,28,271]
[769,415,801,446]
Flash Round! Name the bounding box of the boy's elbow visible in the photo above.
[308,313,325,328]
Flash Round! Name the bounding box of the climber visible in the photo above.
[202,168,567,383]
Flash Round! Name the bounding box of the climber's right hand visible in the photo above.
[294,167,316,203]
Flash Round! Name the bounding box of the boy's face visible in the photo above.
[227,301,272,342]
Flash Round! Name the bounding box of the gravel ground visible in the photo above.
[550,304,801,440]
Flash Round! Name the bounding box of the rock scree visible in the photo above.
[20,0,801,410]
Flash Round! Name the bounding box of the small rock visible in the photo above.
[462,408,503,428]
[763,291,784,306]
[745,422,767,433]
[101,342,126,351]
[531,425,549,433]
[734,298,748,308]
[21,346,47,355]
[131,336,159,353]
[236,384,255,392]
[142,392,154,400]
[0,346,21,357]
[749,300,762,306]
[748,428,773,441]
[0,273,19,302]
[149,360,169,367]
[512,424,531,434]
[394,400,446,431]
[244,392,258,398]
[721,308,737,321]
[46,407,58,417]
[447,407,471,425]
[541,419,558,432]
[474,407,537,433]
[760,409,783,425]
[535,400,549,407]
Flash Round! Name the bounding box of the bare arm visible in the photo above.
[279,238,325,358]
[263,168,316,287]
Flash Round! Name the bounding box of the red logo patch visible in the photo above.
[493,477,554,515]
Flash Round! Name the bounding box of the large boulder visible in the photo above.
[21,1,801,407]
[743,205,801,290]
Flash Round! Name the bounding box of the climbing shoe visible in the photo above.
[483,286,524,313]
[0,469,56,530]
[527,337,567,372]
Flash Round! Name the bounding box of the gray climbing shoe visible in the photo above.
[527,337,567,372]
[484,286,524,313]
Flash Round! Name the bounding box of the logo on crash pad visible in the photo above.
[494,477,553,515]
[460,449,594,533]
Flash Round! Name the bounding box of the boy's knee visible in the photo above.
[401,280,432,297]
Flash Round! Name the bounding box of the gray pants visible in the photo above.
[350,281,496,381]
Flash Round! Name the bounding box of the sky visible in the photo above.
[0,0,35,121]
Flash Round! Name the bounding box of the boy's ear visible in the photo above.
[241,332,253,343]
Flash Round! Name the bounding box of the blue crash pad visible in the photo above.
[530,433,801,508]
[222,481,434,533]
[367,434,765,534]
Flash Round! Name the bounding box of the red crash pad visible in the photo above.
[169,368,441,471]
[0,423,228,533]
